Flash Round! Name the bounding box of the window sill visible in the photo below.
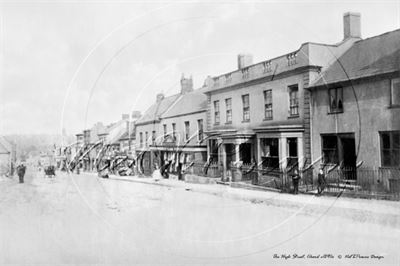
[287,115,299,119]
[327,110,343,115]
[241,120,250,123]
[225,121,232,125]
[388,104,400,109]
[263,117,273,121]
[213,123,220,126]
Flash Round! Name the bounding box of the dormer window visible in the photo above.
[329,87,343,113]
[287,52,297,66]
[241,67,249,79]
[263,61,272,73]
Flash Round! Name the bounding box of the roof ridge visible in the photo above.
[355,28,400,44]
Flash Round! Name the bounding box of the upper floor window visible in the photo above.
[163,124,167,139]
[145,132,148,147]
[225,73,232,84]
[214,100,220,124]
[380,131,400,167]
[264,90,273,120]
[172,123,176,140]
[184,121,190,141]
[139,132,143,147]
[329,87,343,113]
[287,52,297,66]
[242,94,250,122]
[390,78,400,107]
[241,67,249,79]
[151,131,156,144]
[263,61,272,73]
[289,85,299,117]
[225,98,232,123]
[197,119,204,142]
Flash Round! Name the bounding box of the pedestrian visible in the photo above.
[17,163,26,184]
[317,167,326,194]
[292,168,300,194]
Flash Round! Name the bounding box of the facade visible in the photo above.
[135,92,180,175]
[308,28,400,178]
[135,75,208,176]
[204,13,361,179]
[153,76,208,178]
[0,136,16,176]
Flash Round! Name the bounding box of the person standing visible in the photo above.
[17,163,26,184]
[317,168,326,194]
[292,168,300,194]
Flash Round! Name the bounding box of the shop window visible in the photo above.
[287,138,298,167]
[380,131,400,167]
[261,138,279,169]
[322,135,339,164]
[242,94,250,122]
[329,87,343,113]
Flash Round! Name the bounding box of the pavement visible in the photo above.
[105,173,400,229]
[2,170,400,265]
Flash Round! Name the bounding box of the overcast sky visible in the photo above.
[0,0,399,135]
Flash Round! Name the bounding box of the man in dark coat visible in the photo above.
[17,163,26,183]
[317,167,326,194]
[292,168,300,194]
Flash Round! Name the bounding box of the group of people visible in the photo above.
[291,167,326,195]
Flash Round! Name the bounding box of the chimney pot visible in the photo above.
[180,74,193,94]
[156,93,165,103]
[238,54,253,69]
[343,12,361,39]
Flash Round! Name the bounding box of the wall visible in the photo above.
[209,74,306,131]
[135,122,161,149]
[311,77,400,168]
[161,112,207,146]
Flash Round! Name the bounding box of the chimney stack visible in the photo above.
[122,114,129,120]
[156,93,165,103]
[180,74,193,94]
[343,12,361,39]
[237,54,253,69]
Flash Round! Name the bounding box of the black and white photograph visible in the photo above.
[0,0,399,265]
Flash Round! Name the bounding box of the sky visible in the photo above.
[0,0,399,135]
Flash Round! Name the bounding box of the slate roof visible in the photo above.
[310,29,400,88]
[161,88,207,119]
[136,94,180,124]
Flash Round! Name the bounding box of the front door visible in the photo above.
[240,143,252,164]
[340,136,357,179]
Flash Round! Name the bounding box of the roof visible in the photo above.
[311,29,400,87]
[119,130,136,141]
[161,88,207,119]
[136,94,180,124]
[0,136,12,154]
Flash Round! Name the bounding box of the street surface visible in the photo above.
[0,169,399,265]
